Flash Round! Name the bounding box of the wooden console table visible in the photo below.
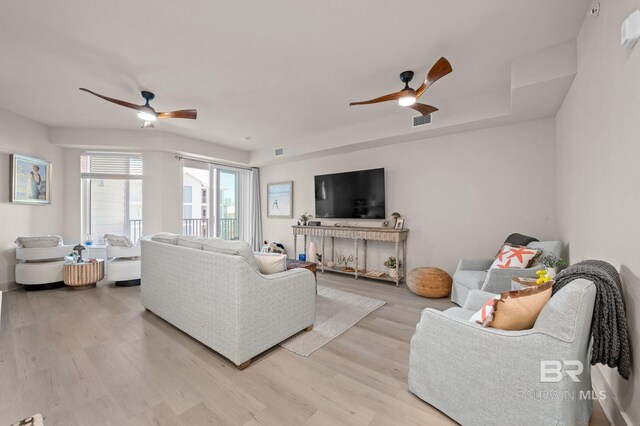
[292,225,408,286]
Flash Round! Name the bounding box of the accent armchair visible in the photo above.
[409,278,596,426]
[450,241,561,306]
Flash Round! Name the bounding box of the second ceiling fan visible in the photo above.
[349,57,452,116]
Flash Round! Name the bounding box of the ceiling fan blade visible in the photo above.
[349,90,407,106]
[156,109,198,120]
[415,57,453,98]
[79,88,146,112]
[407,103,438,116]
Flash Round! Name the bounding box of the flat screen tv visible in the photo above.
[314,168,385,219]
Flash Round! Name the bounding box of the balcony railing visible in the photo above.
[128,218,238,240]
[183,218,209,237]
[130,219,143,243]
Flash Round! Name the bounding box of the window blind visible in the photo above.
[81,152,143,180]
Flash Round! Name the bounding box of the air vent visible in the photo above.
[412,114,432,128]
[274,147,285,157]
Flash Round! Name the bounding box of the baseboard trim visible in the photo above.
[0,281,20,292]
[591,365,632,426]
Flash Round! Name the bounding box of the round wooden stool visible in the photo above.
[407,267,452,298]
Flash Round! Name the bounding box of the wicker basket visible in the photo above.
[407,267,452,298]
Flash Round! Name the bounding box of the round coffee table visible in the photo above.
[64,260,104,290]
[407,267,452,298]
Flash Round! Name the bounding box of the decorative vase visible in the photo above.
[389,267,398,278]
[308,242,317,265]
[546,267,557,278]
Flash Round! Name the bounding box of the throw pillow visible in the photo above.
[490,244,540,269]
[472,281,553,330]
[14,235,63,248]
[504,233,539,247]
[254,253,287,274]
[469,295,500,324]
[104,234,133,247]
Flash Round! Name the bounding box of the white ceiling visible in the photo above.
[0,0,589,154]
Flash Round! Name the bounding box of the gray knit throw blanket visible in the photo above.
[553,260,631,379]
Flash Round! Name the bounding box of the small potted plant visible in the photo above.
[391,212,402,228]
[299,211,312,226]
[384,256,403,278]
[538,255,568,278]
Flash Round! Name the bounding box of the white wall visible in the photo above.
[261,118,558,275]
[556,1,640,424]
[0,108,67,289]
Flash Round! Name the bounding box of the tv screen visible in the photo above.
[314,168,386,219]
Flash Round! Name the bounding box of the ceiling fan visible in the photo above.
[79,88,197,128]
[349,57,452,116]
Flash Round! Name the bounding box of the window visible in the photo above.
[81,153,143,243]
[201,188,207,204]
[183,205,192,218]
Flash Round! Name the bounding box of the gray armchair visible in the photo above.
[409,279,596,426]
[451,241,561,306]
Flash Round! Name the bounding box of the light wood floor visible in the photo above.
[0,274,609,425]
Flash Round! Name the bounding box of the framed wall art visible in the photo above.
[267,181,293,218]
[10,154,52,205]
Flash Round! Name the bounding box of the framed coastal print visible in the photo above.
[267,181,293,218]
[10,154,52,205]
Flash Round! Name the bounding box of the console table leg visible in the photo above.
[354,239,359,280]
[363,240,368,273]
[293,235,297,260]
[403,240,408,282]
[321,237,325,273]
[304,235,307,260]
[332,237,335,263]
[395,241,400,287]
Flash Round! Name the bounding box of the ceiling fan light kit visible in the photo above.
[79,88,197,128]
[349,56,452,116]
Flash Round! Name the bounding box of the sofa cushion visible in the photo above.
[107,245,141,258]
[177,236,208,250]
[16,245,74,262]
[150,232,181,245]
[14,235,63,248]
[527,241,561,263]
[104,234,133,247]
[254,253,287,274]
[201,239,258,270]
[442,307,477,322]
[453,270,487,290]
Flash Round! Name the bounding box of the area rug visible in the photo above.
[280,285,385,356]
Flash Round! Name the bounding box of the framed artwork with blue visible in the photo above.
[10,154,52,205]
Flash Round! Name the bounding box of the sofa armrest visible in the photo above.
[481,267,539,294]
[462,289,498,311]
[457,258,493,272]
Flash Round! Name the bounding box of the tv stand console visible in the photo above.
[292,225,409,286]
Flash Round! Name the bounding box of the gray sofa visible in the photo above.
[451,241,562,306]
[409,279,596,426]
[141,235,316,368]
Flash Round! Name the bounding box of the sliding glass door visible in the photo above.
[182,160,242,240]
[217,169,239,240]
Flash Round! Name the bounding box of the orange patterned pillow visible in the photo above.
[490,244,540,269]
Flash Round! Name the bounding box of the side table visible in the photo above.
[286,259,317,293]
[64,260,104,290]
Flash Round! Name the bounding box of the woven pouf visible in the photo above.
[407,267,452,298]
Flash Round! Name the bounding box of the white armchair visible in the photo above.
[106,244,141,286]
[451,241,562,306]
[410,279,596,425]
[15,237,75,290]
